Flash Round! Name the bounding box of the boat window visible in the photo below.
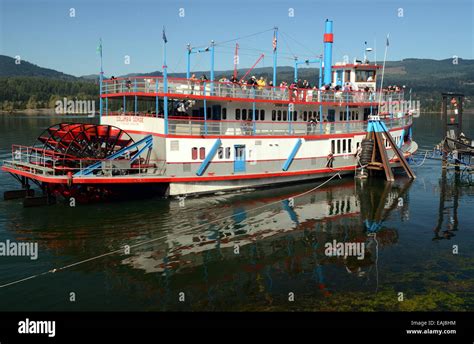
[303,111,307,121]
[272,110,276,121]
[348,139,352,153]
[355,70,376,82]
[340,111,343,121]
[331,140,335,154]
[343,139,347,153]
[277,110,282,121]
[192,147,198,160]
[242,109,247,120]
[222,108,227,120]
[283,110,287,121]
[345,70,351,82]
[255,109,259,120]
[337,140,341,154]
[199,147,206,160]
[293,111,297,121]
[236,109,240,120]
[260,109,265,121]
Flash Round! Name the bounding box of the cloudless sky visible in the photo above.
[0,0,473,76]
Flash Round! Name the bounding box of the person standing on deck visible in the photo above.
[189,74,198,94]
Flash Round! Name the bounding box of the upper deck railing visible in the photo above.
[101,76,404,105]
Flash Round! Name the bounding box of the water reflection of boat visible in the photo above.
[121,178,412,291]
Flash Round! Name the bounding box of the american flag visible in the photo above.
[272,31,277,52]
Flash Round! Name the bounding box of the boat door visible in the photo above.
[233,145,246,173]
[328,109,335,122]
[211,105,222,120]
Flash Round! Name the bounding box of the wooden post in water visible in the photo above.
[363,116,416,181]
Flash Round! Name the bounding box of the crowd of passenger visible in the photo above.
[107,74,404,102]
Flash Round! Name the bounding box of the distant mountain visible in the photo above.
[0,55,77,80]
[1,55,473,111]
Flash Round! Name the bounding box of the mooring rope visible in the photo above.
[0,171,342,289]
[410,150,429,167]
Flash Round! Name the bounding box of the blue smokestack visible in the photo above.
[323,19,333,86]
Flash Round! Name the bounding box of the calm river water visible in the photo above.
[0,113,473,311]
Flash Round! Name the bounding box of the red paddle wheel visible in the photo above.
[29,123,149,202]
[33,123,136,174]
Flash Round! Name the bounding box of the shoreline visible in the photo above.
[0,108,54,115]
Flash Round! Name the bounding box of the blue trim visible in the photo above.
[367,120,389,133]
[163,40,169,134]
[196,139,222,176]
[186,48,191,79]
[294,58,322,85]
[323,20,333,85]
[365,220,382,233]
[74,135,153,176]
[282,139,302,171]
[399,129,405,148]
[210,41,215,94]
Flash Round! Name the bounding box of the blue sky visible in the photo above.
[0,0,473,77]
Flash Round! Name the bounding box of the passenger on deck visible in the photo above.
[257,76,266,90]
[110,76,117,93]
[125,78,132,92]
[189,73,198,94]
[307,117,317,134]
[199,74,208,94]
[247,76,258,89]
[289,82,298,101]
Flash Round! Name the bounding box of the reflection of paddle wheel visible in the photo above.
[34,123,136,174]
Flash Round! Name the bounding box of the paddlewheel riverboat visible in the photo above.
[2,20,417,203]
